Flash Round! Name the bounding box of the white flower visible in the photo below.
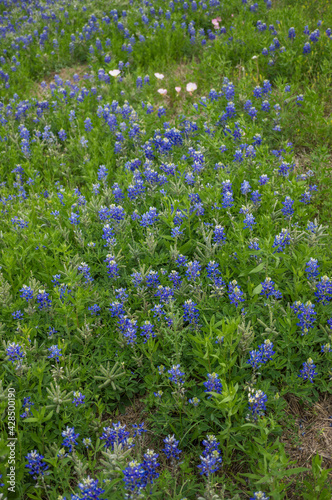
[252,55,259,60]
[157,88,167,95]
[154,73,164,79]
[109,69,121,77]
[175,87,181,93]
[186,82,197,93]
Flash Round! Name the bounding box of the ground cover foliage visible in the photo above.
[0,0,332,498]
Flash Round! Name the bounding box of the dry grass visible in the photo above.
[281,393,332,469]
[35,63,89,99]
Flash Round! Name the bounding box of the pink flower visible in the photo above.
[186,82,197,93]
[154,73,164,80]
[175,87,181,93]
[212,17,221,29]
[157,88,167,95]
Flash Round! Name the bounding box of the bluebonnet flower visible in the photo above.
[62,427,79,452]
[12,310,24,320]
[25,451,49,479]
[80,136,88,148]
[213,225,226,245]
[185,260,201,281]
[250,493,269,500]
[37,290,52,309]
[261,100,270,112]
[123,460,147,495]
[171,227,183,238]
[234,149,243,162]
[132,423,147,438]
[272,229,291,253]
[74,477,105,500]
[228,280,245,308]
[206,261,220,280]
[278,161,292,177]
[247,340,275,369]
[77,262,93,284]
[249,238,260,251]
[291,301,317,334]
[83,438,92,448]
[296,95,304,106]
[321,343,332,353]
[97,165,108,181]
[142,449,160,484]
[72,391,85,406]
[131,272,144,288]
[163,435,182,460]
[6,342,25,363]
[183,300,199,326]
[48,345,62,362]
[118,316,138,345]
[146,271,160,288]
[260,277,282,299]
[241,180,252,195]
[11,217,28,229]
[58,129,67,140]
[299,358,317,383]
[314,276,332,304]
[189,397,200,406]
[288,27,296,39]
[140,321,155,342]
[155,285,174,304]
[198,435,222,476]
[259,174,270,185]
[115,288,129,303]
[139,207,158,227]
[102,224,115,244]
[203,373,222,397]
[109,301,125,318]
[176,254,188,267]
[305,258,320,279]
[310,29,320,43]
[151,304,166,321]
[100,422,130,449]
[248,107,257,120]
[248,388,267,421]
[105,254,120,279]
[222,191,234,209]
[253,86,263,98]
[84,118,93,132]
[281,196,294,219]
[300,190,312,204]
[243,213,256,230]
[69,212,80,225]
[88,304,101,316]
[168,365,185,385]
[20,285,33,301]
[168,270,182,289]
[303,42,311,54]
[20,397,34,418]
[251,190,262,206]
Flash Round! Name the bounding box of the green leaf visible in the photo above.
[252,283,263,295]
[249,262,265,274]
